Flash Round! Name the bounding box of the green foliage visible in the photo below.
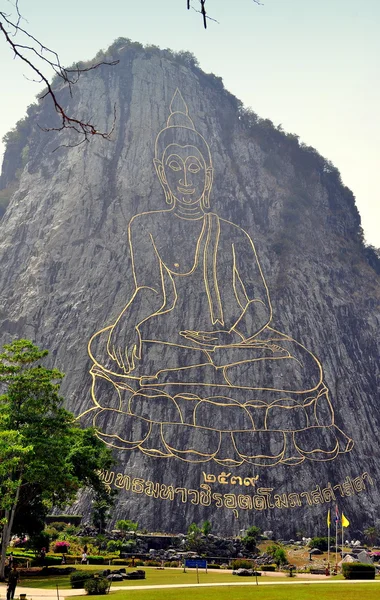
[267,543,288,567]
[70,571,94,588]
[26,530,51,553]
[309,537,329,551]
[342,563,375,579]
[231,559,254,570]
[49,522,68,532]
[121,539,137,552]
[202,521,212,536]
[87,556,106,565]
[260,564,276,571]
[116,519,138,532]
[84,577,109,595]
[242,526,261,552]
[106,540,122,554]
[92,487,117,534]
[32,555,62,566]
[364,526,379,546]
[186,523,204,553]
[0,339,114,577]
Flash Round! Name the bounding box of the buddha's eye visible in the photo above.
[188,163,201,173]
[168,160,181,171]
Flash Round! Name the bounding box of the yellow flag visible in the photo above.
[342,513,350,528]
[327,509,331,527]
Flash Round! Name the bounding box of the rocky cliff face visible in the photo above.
[0,41,379,537]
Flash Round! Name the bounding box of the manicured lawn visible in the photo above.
[19,567,288,589]
[18,575,73,589]
[80,582,380,600]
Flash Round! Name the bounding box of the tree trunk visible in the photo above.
[0,483,21,580]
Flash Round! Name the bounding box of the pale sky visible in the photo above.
[0,0,379,245]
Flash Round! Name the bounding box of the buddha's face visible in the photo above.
[156,144,212,207]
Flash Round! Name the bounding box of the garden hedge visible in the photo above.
[342,563,375,580]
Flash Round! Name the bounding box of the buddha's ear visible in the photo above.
[153,158,173,205]
[153,158,167,185]
[205,167,213,191]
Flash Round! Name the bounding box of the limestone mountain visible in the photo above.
[0,40,379,537]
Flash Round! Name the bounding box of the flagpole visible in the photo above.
[341,520,344,562]
[327,512,330,568]
[335,512,338,569]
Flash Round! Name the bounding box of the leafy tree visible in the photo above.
[91,486,117,534]
[186,523,203,553]
[26,530,51,555]
[242,525,261,552]
[202,520,212,536]
[364,526,379,547]
[106,539,122,554]
[267,543,288,568]
[116,519,139,533]
[309,537,329,551]
[0,339,114,578]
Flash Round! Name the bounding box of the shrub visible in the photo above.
[84,577,109,595]
[107,540,122,553]
[309,537,329,551]
[111,559,128,566]
[242,526,261,552]
[116,519,138,532]
[267,544,288,567]
[32,555,62,566]
[134,560,144,566]
[207,564,220,569]
[50,522,68,532]
[62,555,82,565]
[145,560,161,567]
[54,541,70,554]
[231,559,254,570]
[9,556,29,566]
[342,563,376,580]
[164,561,172,567]
[260,565,276,572]
[121,540,137,552]
[169,561,179,568]
[70,572,94,588]
[87,556,105,565]
[66,526,79,536]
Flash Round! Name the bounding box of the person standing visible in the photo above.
[7,566,19,600]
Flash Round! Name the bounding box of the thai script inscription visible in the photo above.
[202,472,259,486]
[98,469,373,515]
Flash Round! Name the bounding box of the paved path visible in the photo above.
[110,579,380,591]
[1,577,379,598]
[0,585,86,600]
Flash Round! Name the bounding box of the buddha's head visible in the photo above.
[154,89,213,210]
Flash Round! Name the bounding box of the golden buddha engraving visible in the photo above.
[81,89,353,467]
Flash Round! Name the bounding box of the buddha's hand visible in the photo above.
[180,329,244,348]
[107,323,142,373]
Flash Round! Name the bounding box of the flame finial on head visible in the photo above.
[167,88,195,129]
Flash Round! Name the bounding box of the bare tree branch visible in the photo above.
[0,4,119,145]
[187,0,262,30]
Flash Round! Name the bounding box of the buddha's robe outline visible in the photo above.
[91,208,322,394]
